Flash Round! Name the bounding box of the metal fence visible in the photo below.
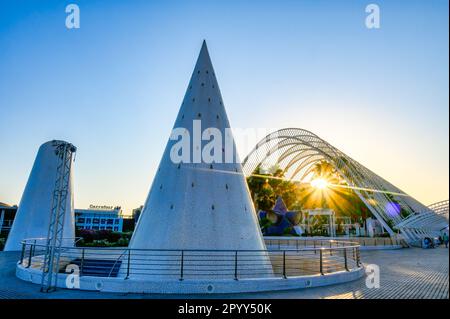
[265,237,404,249]
[19,238,361,281]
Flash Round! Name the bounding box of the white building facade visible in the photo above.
[75,205,123,232]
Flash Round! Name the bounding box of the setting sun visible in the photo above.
[311,178,329,190]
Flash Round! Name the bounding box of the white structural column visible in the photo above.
[127,41,270,279]
[4,141,76,251]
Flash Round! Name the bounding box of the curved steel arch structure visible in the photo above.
[427,200,449,215]
[242,128,446,244]
[396,200,449,238]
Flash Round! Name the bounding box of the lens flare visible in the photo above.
[311,178,329,190]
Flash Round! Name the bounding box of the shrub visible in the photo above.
[122,232,133,240]
[75,229,133,247]
[91,239,110,247]
[116,237,130,246]
[283,226,293,235]
[77,229,97,243]
[377,232,391,238]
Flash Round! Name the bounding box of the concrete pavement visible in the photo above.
[0,247,448,299]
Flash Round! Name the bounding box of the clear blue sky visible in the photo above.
[0,0,448,214]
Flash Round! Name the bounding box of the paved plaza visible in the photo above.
[0,247,448,299]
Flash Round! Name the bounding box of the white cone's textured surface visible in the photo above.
[4,141,75,251]
[128,42,269,279]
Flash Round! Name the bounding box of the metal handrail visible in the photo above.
[107,248,129,278]
[21,237,83,245]
[22,243,359,253]
[263,236,401,247]
[19,238,362,281]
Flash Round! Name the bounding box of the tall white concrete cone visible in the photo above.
[126,41,272,279]
[4,140,76,251]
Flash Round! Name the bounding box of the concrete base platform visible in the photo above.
[16,262,364,294]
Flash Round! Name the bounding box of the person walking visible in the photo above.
[443,232,449,248]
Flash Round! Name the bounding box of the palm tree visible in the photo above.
[311,160,340,185]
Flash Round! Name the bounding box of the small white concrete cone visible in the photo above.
[4,140,76,251]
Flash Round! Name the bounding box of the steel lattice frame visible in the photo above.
[395,200,449,240]
[242,128,446,244]
[41,141,76,292]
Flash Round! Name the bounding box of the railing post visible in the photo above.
[319,249,324,275]
[329,241,332,256]
[282,251,287,279]
[356,248,361,267]
[32,240,37,264]
[27,243,33,268]
[234,251,238,280]
[180,250,184,281]
[313,240,316,254]
[126,250,131,279]
[80,248,85,277]
[344,248,349,271]
[20,242,25,265]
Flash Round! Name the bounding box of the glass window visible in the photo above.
[77,218,85,224]
[93,219,99,224]
[107,219,113,225]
